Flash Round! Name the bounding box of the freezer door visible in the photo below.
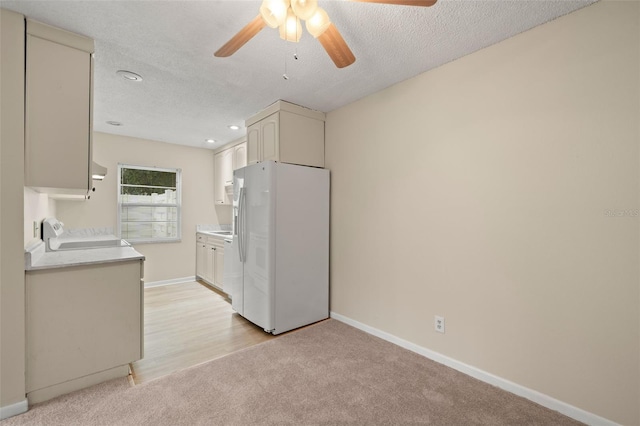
[242,162,274,331]
[228,168,244,314]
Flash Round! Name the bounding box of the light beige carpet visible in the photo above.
[2,319,582,425]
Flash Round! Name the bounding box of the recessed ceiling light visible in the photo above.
[106,121,123,126]
[206,139,215,144]
[228,125,240,130]
[116,70,143,82]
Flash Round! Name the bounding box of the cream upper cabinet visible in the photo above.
[247,125,260,165]
[222,148,233,186]
[213,151,228,205]
[234,142,247,170]
[260,113,280,162]
[214,140,247,206]
[25,20,94,197]
[245,100,325,168]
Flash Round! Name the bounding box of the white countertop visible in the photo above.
[197,230,233,241]
[196,225,233,242]
[25,240,145,271]
[196,224,231,233]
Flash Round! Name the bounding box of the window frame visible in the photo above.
[117,163,182,244]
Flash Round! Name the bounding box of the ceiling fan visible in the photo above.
[214,0,437,69]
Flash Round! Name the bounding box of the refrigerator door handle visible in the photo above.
[242,186,247,263]
[238,186,246,263]
[238,187,243,263]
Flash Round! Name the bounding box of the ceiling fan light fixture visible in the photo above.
[260,0,290,28]
[291,0,318,20]
[279,7,302,42]
[215,0,438,68]
[305,7,330,38]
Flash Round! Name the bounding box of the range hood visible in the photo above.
[92,162,108,180]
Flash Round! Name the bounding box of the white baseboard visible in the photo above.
[144,276,195,288]
[27,365,129,405]
[329,312,618,426]
[0,399,28,421]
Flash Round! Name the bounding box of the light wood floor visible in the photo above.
[130,281,276,384]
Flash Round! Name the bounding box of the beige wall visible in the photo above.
[0,8,27,410]
[56,132,226,283]
[325,2,639,424]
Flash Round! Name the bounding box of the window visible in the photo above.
[118,164,181,243]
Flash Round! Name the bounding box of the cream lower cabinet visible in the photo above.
[196,233,213,282]
[26,260,144,404]
[196,236,207,278]
[206,243,215,283]
[196,233,226,293]
[246,100,325,168]
[214,245,225,290]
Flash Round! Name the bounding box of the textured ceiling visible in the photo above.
[2,0,596,150]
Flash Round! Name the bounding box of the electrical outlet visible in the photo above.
[435,315,445,333]
[33,221,40,238]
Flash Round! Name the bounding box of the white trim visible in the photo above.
[144,276,195,288]
[329,312,618,426]
[0,399,28,420]
[27,365,129,405]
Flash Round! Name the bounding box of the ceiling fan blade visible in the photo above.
[349,0,437,6]
[214,15,266,58]
[317,23,356,69]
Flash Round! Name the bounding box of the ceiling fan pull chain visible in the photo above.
[283,54,289,80]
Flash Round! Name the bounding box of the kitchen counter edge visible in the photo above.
[25,240,145,271]
[197,231,232,242]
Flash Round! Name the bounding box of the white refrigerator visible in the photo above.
[223,161,329,335]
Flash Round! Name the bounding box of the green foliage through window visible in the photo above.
[121,168,177,196]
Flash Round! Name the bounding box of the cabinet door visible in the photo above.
[206,245,215,284]
[222,148,233,185]
[278,110,325,167]
[214,246,225,290]
[261,112,279,162]
[247,124,261,165]
[26,261,141,394]
[213,152,227,205]
[234,142,247,170]
[196,243,206,278]
[26,34,91,193]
